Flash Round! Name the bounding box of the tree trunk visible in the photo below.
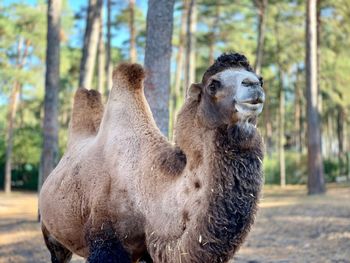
[79,0,103,90]
[4,81,20,194]
[4,37,30,193]
[38,0,62,192]
[254,0,268,75]
[208,1,220,65]
[129,0,137,62]
[98,7,105,95]
[337,106,344,157]
[317,0,322,113]
[278,70,286,187]
[105,0,112,94]
[144,0,175,136]
[263,84,272,155]
[184,0,197,93]
[275,15,286,187]
[306,0,325,194]
[170,0,188,139]
[294,68,302,152]
[327,113,333,157]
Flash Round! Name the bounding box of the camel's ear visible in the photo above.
[187,83,202,101]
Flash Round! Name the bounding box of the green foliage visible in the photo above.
[264,152,307,185]
[1,0,349,191]
[264,151,347,185]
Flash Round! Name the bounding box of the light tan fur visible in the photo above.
[40,60,264,262]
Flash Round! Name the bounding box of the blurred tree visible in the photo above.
[184,0,197,92]
[105,0,113,94]
[253,0,268,75]
[129,0,137,62]
[114,1,145,61]
[79,0,103,89]
[306,0,325,194]
[144,0,175,136]
[1,3,46,193]
[208,0,220,65]
[97,5,105,95]
[38,0,62,192]
[170,0,188,137]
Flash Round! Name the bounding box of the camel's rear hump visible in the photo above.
[68,88,104,144]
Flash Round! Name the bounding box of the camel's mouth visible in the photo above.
[235,97,264,116]
[234,87,265,118]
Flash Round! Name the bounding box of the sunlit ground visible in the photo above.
[0,184,349,263]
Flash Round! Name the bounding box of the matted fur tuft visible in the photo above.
[202,52,254,85]
[112,63,145,89]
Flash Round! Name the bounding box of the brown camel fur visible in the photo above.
[39,53,265,263]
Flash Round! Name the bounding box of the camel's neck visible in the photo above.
[148,121,264,263]
[191,126,263,262]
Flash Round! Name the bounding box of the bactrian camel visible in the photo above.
[39,53,265,263]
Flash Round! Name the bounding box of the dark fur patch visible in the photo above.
[87,238,131,263]
[194,180,201,189]
[86,225,131,263]
[202,53,253,85]
[158,146,187,176]
[113,63,145,88]
[202,53,263,87]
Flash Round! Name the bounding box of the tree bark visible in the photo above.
[278,70,286,187]
[254,0,268,75]
[79,0,103,90]
[4,81,20,194]
[263,84,272,155]
[105,0,112,94]
[294,67,302,153]
[171,0,188,138]
[306,0,325,194]
[327,113,333,157]
[184,0,197,93]
[129,0,137,62]
[275,15,286,187]
[4,37,30,193]
[144,0,175,136]
[38,0,62,192]
[98,7,105,95]
[337,106,344,156]
[316,0,322,113]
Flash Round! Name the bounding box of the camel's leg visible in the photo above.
[68,88,104,145]
[42,224,72,263]
[86,237,131,263]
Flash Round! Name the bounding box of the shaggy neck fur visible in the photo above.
[144,99,264,263]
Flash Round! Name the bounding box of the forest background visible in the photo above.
[0,0,349,194]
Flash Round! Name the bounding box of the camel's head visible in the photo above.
[188,53,265,128]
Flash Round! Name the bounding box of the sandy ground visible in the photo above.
[0,184,349,263]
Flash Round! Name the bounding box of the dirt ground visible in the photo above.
[0,184,349,263]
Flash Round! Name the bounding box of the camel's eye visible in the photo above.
[242,80,259,87]
[208,80,221,96]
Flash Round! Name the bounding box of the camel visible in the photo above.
[39,52,265,263]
